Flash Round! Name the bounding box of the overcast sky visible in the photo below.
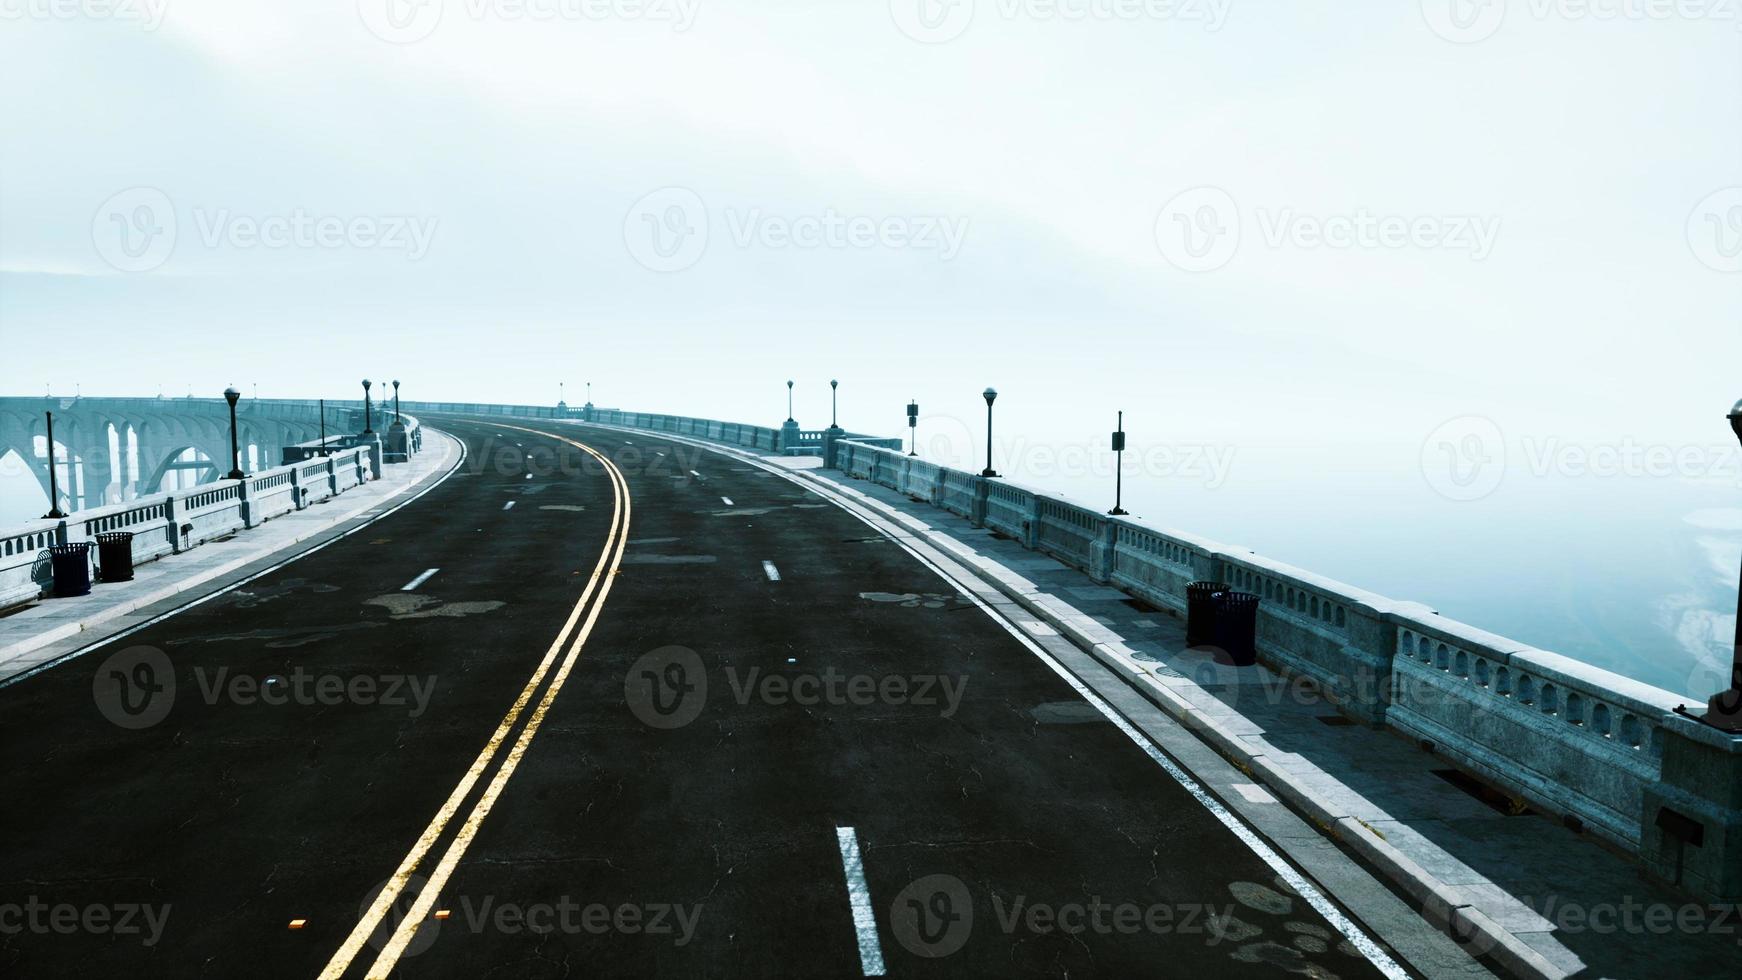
[2,2,1740,691]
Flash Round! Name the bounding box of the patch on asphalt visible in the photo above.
[629,537,681,545]
[228,578,342,608]
[712,508,774,517]
[539,504,587,512]
[621,554,718,565]
[858,591,958,609]
[365,594,506,619]
[1028,701,1107,725]
[165,622,382,649]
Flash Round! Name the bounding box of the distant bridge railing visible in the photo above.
[0,445,378,612]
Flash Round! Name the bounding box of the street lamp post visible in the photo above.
[392,380,402,425]
[786,380,795,422]
[829,380,840,429]
[319,398,327,454]
[362,379,373,434]
[981,387,999,478]
[223,387,245,480]
[1704,398,1742,732]
[1109,411,1128,516]
[907,400,919,456]
[42,411,65,519]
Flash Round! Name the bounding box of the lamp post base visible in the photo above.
[1109,507,1128,516]
[980,469,999,478]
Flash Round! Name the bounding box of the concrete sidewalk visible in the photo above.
[0,430,463,687]
[776,458,1742,980]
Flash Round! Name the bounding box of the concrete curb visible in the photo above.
[0,431,463,675]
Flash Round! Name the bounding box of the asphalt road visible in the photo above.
[0,419,1404,979]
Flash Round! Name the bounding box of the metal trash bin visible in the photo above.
[1186,580,1230,648]
[1213,591,1261,667]
[96,531,136,583]
[49,542,93,598]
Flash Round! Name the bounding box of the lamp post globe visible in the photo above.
[223,386,245,480]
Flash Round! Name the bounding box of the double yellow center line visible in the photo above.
[319,423,630,979]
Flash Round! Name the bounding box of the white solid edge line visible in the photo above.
[762,560,781,582]
[585,423,1411,980]
[401,568,440,591]
[0,432,470,691]
[835,826,887,977]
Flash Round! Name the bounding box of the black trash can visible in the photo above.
[1213,591,1261,666]
[96,531,136,583]
[49,542,93,598]
[1186,580,1230,648]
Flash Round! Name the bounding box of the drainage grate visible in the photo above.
[1432,769,1535,816]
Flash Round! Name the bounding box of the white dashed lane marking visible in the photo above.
[721,496,734,506]
[834,827,886,977]
[502,501,516,511]
[762,561,781,582]
[401,568,440,591]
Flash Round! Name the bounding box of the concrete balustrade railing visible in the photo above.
[0,443,379,614]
